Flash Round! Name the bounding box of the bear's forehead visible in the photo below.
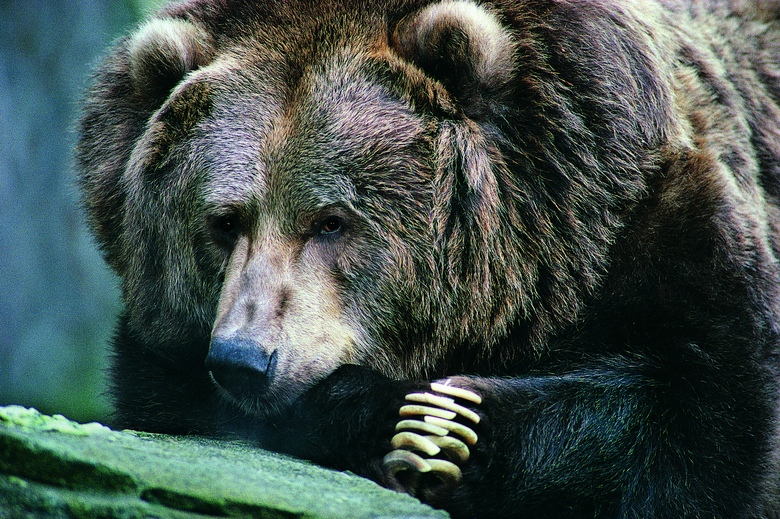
[163,50,433,220]
[191,54,427,172]
[124,6,440,225]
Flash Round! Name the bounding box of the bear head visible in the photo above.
[78,0,673,417]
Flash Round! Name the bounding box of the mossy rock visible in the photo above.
[0,406,448,518]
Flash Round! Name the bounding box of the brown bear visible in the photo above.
[77,0,780,517]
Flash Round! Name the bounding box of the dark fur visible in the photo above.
[78,0,780,517]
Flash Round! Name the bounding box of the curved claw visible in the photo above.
[391,431,441,457]
[383,449,433,475]
[399,404,457,420]
[427,434,470,463]
[428,459,463,484]
[395,419,449,436]
[431,381,483,405]
[424,415,479,445]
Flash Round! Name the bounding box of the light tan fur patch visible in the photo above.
[212,228,361,413]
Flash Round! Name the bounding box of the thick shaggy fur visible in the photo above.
[78,0,780,517]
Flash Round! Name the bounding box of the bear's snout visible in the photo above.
[205,337,277,404]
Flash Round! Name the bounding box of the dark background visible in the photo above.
[1,0,162,423]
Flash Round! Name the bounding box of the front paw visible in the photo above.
[382,379,482,499]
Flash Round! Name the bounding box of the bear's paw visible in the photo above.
[383,380,482,491]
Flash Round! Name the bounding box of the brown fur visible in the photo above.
[78,1,780,516]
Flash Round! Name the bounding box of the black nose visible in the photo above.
[205,337,277,399]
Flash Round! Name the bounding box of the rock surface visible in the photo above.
[0,406,448,518]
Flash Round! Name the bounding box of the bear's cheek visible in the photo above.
[271,279,365,395]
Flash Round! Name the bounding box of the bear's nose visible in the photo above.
[205,337,277,399]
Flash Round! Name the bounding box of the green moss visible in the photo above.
[0,406,449,519]
[0,405,113,435]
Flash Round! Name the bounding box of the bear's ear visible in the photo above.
[127,18,214,102]
[392,0,516,117]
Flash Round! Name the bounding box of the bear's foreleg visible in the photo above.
[381,361,769,518]
[260,356,766,518]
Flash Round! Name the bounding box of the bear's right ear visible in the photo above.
[392,0,516,117]
[128,18,214,102]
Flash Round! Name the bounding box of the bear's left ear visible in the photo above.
[392,0,516,117]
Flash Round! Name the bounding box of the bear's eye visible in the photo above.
[218,216,237,234]
[320,216,342,235]
[212,214,241,245]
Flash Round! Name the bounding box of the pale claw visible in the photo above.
[428,459,462,484]
[383,449,432,475]
[431,381,483,404]
[395,419,450,436]
[391,431,441,456]
[424,415,478,445]
[427,434,470,463]
[399,404,457,420]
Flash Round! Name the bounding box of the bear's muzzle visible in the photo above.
[205,337,278,404]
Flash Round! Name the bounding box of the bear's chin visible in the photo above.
[211,375,303,418]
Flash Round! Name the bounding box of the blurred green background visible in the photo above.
[1,0,165,423]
